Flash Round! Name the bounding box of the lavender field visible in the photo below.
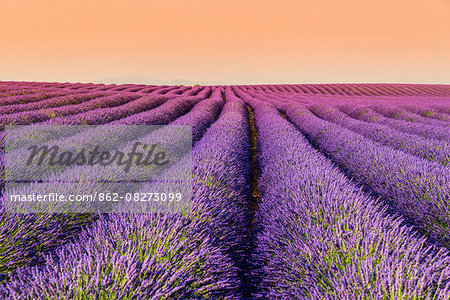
[0,81,450,299]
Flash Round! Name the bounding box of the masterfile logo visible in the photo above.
[4,124,193,214]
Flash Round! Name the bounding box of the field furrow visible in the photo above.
[1,82,449,298]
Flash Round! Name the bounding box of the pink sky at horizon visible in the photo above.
[0,0,449,85]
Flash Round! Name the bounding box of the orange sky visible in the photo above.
[0,0,449,84]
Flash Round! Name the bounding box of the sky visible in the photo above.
[0,0,449,85]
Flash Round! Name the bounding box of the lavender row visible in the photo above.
[428,104,450,115]
[0,89,226,275]
[139,92,252,290]
[2,87,211,162]
[107,84,148,92]
[244,83,450,97]
[339,104,450,141]
[5,92,225,194]
[1,90,222,186]
[179,86,203,96]
[0,91,118,150]
[401,103,450,122]
[109,87,211,125]
[309,104,450,166]
[3,88,218,188]
[2,82,449,98]
[0,213,238,299]
[40,94,170,125]
[171,88,224,142]
[144,86,182,96]
[0,91,111,115]
[1,93,141,126]
[0,88,56,98]
[0,90,78,106]
[369,104,449,128]
[326,83,443,96]
[285,104,450,247]
[0,94,251,299]
[278,93,450,116]
[18,88,224,182]
[239,94,450,298]
[137,86,168,93]
[19,87,206,126]
[163,86,192,95]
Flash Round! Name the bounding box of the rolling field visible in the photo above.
[0,81,450,299]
